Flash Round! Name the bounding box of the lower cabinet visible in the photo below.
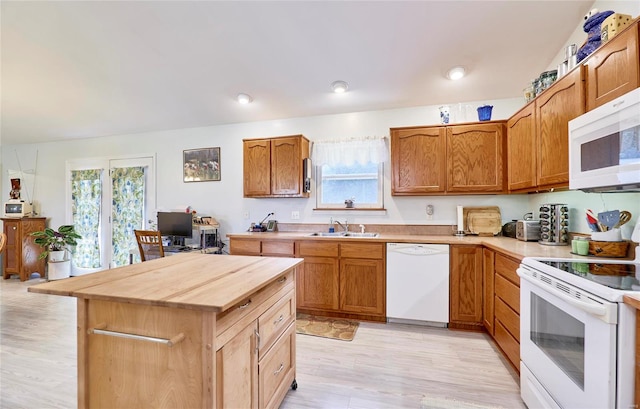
[297,240,386,321]
[449,245,483,329]
[483,249,521,372]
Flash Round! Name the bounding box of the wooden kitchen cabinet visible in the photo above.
[229,238,295,257]
[391,121,505,195]
[390,126,446,194]
[482,248,495,336]
[507,103,537,191]
[296,240,386,321]
[507,67,584,192]
[2,217,46,281]
[243,135,310,198]
[584,20,639,111]
[449,245,483,329]
[446,122,506,193]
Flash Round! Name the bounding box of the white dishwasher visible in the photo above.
[386,243,450,327]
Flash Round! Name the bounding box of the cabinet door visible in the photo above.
[217,321,259,409]
[450,245,483,326]
[391,126,446,194]
[271,136,302,196]
[482,248,495,336]
[21,218,46,280]
[339,258,385,316]
[296,257,339,311]
[585,24,639,111]
[536,67,585,188]
[244,139,271,197]
[446,122,505,193]
[3,219,20,275]
[507,104,537,191]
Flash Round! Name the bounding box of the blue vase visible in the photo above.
[477,105,493,121]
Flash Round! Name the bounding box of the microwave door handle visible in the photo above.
[518,271,608,317]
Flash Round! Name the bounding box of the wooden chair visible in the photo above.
[134,230,164,262]
[0,232,7,254]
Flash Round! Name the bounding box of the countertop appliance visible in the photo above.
[516,220,540,241]
[3,200,33,218]
[386,243,449,327]
[501,220,517,238]
[569,87,640,192]
[518,252,639,408]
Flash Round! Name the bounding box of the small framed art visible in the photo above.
[183,147,220,182]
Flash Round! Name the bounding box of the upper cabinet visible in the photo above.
[583,21,639,111]
[391,121,506,195]
[507,67,585,192]
[243,135,310,198]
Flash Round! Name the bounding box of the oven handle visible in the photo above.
[518,269,608,317]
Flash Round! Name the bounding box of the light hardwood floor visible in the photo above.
[0,277,524,408]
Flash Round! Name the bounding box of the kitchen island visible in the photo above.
[28,253,303,409]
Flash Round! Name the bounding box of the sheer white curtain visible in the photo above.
[311,136,389,166]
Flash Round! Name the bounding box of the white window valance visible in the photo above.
[311,136,389,167]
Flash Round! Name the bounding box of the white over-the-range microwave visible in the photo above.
[569,87,640,192]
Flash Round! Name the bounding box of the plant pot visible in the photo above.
[48,260,71,280]
[49,250,66,262]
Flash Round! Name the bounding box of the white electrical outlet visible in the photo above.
[291,211,300,220]
[426,204,434,220]
[243,211,250,219]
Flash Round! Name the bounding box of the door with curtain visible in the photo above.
[67,156,156,274]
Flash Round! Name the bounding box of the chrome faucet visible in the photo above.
[335,220,349,233]
[359,224,365,234]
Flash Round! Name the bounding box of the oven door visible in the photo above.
[519,272,617,409]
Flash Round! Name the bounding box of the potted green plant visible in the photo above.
[31,224,81,261]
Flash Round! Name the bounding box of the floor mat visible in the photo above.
[295,313,359,341]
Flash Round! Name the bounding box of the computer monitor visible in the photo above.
[157,212,193,245]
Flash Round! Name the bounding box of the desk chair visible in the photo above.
[134,230,164,262]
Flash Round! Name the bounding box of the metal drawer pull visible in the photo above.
[278,276,287,283]
[238,300,251,309]
[255,328,261,353]
[274,314,284,325]
[273,363,284,375]
[89,323,185,347]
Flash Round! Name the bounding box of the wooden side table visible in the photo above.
[2,217,46,281]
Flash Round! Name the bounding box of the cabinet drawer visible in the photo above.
[495,273,520,314]
[259,322,296,409]
[262,240,294,257]
[230,239,261,255]
[494,320,520,372]
[216,270,294,345]
[259,290,295,357]
[495,253,520,285]
[297,241,339,257]
[340,242,384,259]
[495,296,519,342]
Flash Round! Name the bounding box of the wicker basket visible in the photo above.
[587,240,630,258]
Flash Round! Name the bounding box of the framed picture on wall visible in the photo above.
[183,147,221,182]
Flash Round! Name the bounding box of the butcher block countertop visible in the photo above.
[28,253,303,312]
[227,231,588,261]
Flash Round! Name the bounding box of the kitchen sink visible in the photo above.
[306,232,379,238]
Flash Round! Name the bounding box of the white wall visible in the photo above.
[3,97,536,239]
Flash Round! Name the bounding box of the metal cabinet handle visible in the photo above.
[238,300,251,309]
[278,276,287,283]
[254,328,261,353]
[274,314,284,325]
[273,363,284,375]
[88,323,185,347]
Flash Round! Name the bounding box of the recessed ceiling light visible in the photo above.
[237,93,253,104]
[446,66,466,80]
[331,80,349,93]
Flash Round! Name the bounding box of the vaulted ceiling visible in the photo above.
[1,1,594,145]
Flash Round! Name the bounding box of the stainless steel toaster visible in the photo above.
[516,220,541,241]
